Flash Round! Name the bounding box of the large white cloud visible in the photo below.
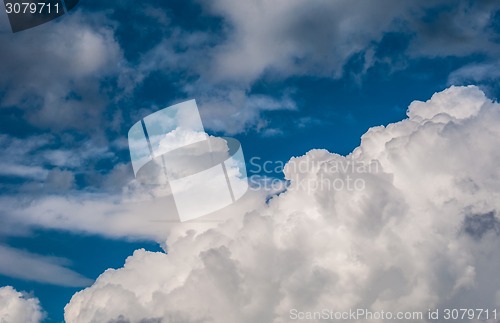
[0,286,45,323]
[63,85,500,322]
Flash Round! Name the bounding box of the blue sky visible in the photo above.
[0,0,499,322]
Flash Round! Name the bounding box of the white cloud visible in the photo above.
[1,1,497,136]
[135,36,298,134]
[195,0,499,83]
[0,132,115,194]
[0,163,48,180]
[0,134,52,181]
[63,86,500,322]
[201,0,410,82]
[193,88,296,134]
[130,0,411,133]
[0,11,123,131]
[448,60,500,95]
[408,1,500,58]
[0,286,45,323]
[0,186,266,241]
[128,0,499,135]
[0,245,93,287]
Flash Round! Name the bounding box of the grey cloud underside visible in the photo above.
[107,316,162,323]
[462,212,500,240]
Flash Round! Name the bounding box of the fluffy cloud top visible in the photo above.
[0,286,45,323]
[64,86,500,322]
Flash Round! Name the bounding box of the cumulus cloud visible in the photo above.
[0,286,45,323]
[63,86,500,322]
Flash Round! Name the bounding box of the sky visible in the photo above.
[0,0,499,322]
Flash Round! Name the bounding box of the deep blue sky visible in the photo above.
[0,0,499,321]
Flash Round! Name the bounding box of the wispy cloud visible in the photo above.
[0,245,92,287]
